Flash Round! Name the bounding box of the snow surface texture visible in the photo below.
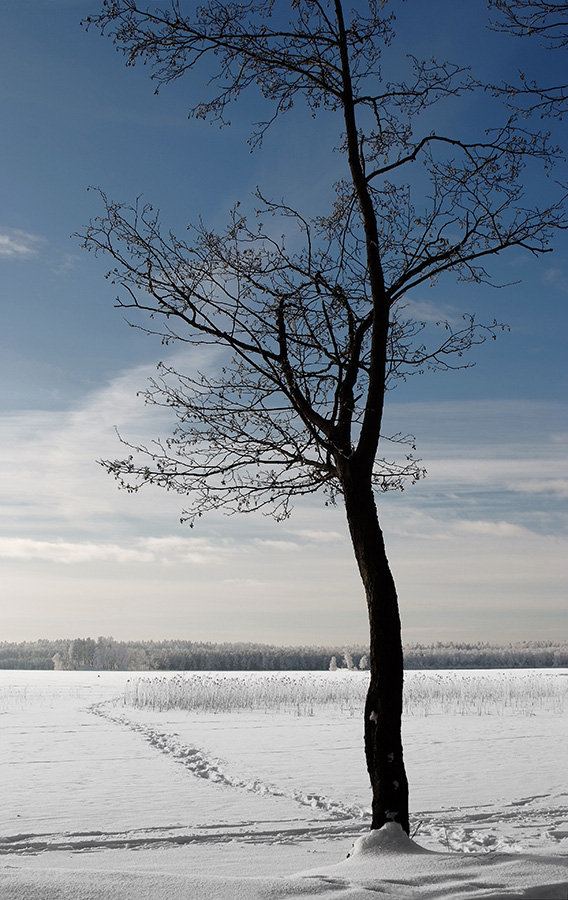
[1,670,567,899]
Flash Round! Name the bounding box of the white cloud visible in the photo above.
[49,251,79,275]
[138,535,224,565]
[393,297,460,325]
[0,362,182,536]
[0,538,153,565]
[294,529,345,543]
[254,539,302,551]
[0,534,224,567]
[0,228,45,259]
[381,509,449,540]
[456,519,533,538]
[1,371,567,643]
[418,456,568,508]
[507,479,568,500]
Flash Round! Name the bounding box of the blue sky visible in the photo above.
[1,0,566,646]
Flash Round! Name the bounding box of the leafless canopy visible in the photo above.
[81,0,565,523]
[491,0,568,44]
[490,0,568,117]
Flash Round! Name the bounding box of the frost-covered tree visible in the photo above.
[52,652,71,671]
[82,0,565,832]
[342,651,356,671]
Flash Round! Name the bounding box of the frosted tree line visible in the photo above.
[0,639,566,671]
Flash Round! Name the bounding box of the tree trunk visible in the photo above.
[340,460,409,833]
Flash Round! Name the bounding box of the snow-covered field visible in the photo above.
[1,669,567,899]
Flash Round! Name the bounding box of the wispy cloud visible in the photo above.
[0,535,223,566]
[394,297,460,325]
[456,519,533,538]
[2,382,566,547]
[255,539,302,551]
[138,535,223,565]
[0,362,179,535]
[49,251,79,275]
[0,228,45,259]
[425,456,564,489]
[507,479,568,500]
[1,368,566,644]
[543,266,568,294]
[0,538,153,565]
[380,508,539,542]
[294,529,345,544]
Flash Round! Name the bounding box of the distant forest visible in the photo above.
[1,637,567,671]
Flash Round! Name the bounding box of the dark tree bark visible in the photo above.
[339,458,408,832]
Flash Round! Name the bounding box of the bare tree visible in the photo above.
[81,0,565,833]
[491,0,568,43]
[490,0,568,117]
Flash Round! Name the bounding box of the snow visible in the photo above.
[1,669,567,899]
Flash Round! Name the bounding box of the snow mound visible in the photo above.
[304,828,568,900]
[349,822,432,857]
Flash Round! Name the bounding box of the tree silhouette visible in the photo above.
[491,0,568,44]
[82,0,565,832]
[490,0,568,117]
